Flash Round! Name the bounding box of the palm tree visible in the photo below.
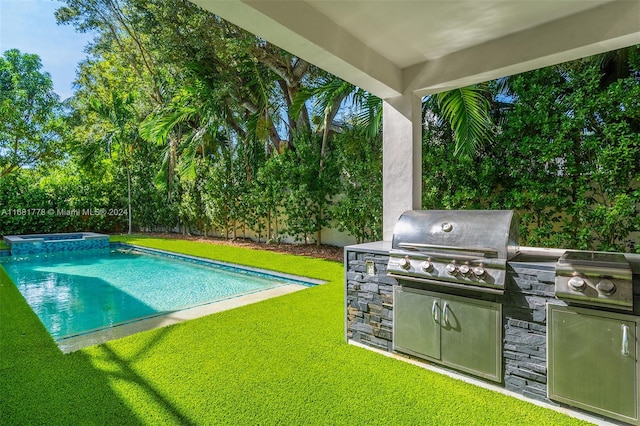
[293,75,493,161]
[291,77,384,170]
[139,82,229,187]
[86,92,137,234]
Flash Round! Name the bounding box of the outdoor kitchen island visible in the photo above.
[345,210,640,426]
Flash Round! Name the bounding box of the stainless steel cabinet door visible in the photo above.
[393,287,502,382]
[549,305,639,425]
[393,286,440,360]
[440,295,502,382]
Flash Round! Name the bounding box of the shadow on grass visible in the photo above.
[0,268,194,425]
[86,330,199,426]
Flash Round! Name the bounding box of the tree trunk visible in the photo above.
[316,205,323,246]
[127,166,132,234]
[319,96,344,171]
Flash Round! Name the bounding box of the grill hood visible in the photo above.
[391,210,520,260]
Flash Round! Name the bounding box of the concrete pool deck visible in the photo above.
[58,283,308,353]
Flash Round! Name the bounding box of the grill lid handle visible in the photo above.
[398,242,499,258]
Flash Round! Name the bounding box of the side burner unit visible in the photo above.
[550,250,638,424]
[555,250,633,311]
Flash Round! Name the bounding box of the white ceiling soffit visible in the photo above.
[191,0,640,98]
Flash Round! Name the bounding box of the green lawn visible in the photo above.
[0,235,590,425]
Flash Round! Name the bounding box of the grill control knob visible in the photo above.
[421,259,433,272]
[472,265,486,278]
[568,276,586,291]
[399,256,411,270]
[459,264,470,275]
[445,261,458,275]
[597,279,616,296]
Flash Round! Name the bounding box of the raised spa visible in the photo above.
[3,232,110,255]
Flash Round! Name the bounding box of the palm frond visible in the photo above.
[291,77,355,123]
[139,106,197,145]
[434,85,493,158]
[353,91,382,138]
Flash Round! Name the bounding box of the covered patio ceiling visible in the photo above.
[190,0,640,240]
[191,0,640,98]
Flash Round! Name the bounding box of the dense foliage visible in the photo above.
[497,58,640,251]
[0,49,65,177]
[0,0,638,252]
[0,166,126,234]
[424,50,640,251]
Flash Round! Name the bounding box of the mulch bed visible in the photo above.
[139,233,345,262]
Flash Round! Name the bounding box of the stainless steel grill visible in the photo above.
[555,250,633,310]
[387,210,519,294]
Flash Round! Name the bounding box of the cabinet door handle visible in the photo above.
[442,302,449,325]
[622,324,630,357]
[432,300,439,323]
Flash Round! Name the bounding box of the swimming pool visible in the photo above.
[0,245,319,351]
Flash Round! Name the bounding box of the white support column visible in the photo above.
[382,93,422,241]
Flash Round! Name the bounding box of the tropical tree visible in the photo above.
[81,92,139,234]
[55,0,166,104]
[294,76,494,160]
[112,0,316,151]
[54,0,497,242]
[138,80,229,196]
[332,125,383,243]
[0,49,65,177]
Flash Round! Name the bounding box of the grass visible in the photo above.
[0,241,8,250]
[0,235,590,425]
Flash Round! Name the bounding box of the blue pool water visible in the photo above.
[1,247,311,339]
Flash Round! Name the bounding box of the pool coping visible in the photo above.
[4,231,108,243]
[114,242,325,286]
